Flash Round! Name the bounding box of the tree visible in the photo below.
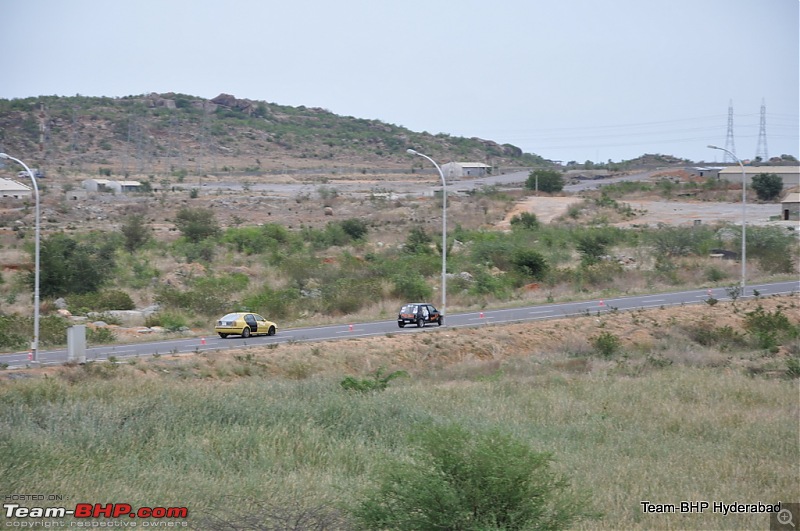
[120,213,151,253]
[526,169,565,194]
[751,173,783,201]
[32,233,116,297]
[174,207,220,243]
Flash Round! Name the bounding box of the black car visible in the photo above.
[398,303,442,328]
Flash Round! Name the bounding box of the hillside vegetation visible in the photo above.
[0,93,548,178]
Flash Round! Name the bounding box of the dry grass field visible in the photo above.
[1,294,798,530]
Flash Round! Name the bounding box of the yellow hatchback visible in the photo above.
[215,312,277,339]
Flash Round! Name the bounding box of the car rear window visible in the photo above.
[220,313,239,321]
[401,305,417,313]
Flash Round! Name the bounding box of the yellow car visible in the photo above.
[215,312,277,339]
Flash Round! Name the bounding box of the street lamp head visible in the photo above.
[707,145,720,150]
[406,148,418,155]
[0,153,10,160]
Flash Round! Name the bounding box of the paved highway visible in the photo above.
[2,280,797,369]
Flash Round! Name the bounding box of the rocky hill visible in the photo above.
[0,93,550,180]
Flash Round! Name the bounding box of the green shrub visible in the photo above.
[575,231,614,266]
[786,357,800,379]
[744,305,795,337]
[744,305,797,351]
[391,274,432,301]
[0,315,27,350]
[340,368,409,393]
[322,278,382,315]
[340,218,369,241]
[146,311,187,332]
[34,233,117,297]
[509,211,540,230]
[242,286,301,320]
[174,207,220,243]
[68,290,135,312]
[350,423,588,530]
[511,248,549,280]
[87,327,116,345]
[591,331,621,358]
[155,275,239,316]
[745,226,797,274]
[704,266,727,282]
[403,227,434,255]
[685,320,745,350]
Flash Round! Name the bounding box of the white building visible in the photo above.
[0,177,32,199]
[441,162,492,179]
[82,179,142,194]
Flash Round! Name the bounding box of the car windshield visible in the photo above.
[220,313,240,321]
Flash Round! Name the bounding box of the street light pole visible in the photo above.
[407,148,447,321]
[0,153,40,362]
[707,145,746,292]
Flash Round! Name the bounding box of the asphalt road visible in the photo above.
[3,280,797,369]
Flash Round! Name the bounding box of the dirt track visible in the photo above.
[501,196,792,228]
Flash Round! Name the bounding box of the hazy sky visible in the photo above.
[2,0,798,164]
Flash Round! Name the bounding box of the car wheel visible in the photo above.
[416,318,423,328]
[218,333,228,339]
[398,322,405,328]
[267,326,276,336]
[241,327,251,338]
[437,316,443,326]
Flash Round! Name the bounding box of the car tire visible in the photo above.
[218,333,228,339]
[267,326,276,336]
[416,318,423,328]
[241,327,251,338]
[437,316,443,326]
[398,322,405,328]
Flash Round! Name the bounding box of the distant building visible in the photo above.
[717,166,800,189]
[441,162,492,179]
[82,179,142,194]
[781,192,800,221]
[690,166,725,179]
[0,177,32,199]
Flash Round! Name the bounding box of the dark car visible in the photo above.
[398,303,442,328]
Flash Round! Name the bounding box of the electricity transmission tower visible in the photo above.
[723,99,736,163]
[755,98,768,162]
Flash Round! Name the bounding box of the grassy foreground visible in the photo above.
[1,298,798,530]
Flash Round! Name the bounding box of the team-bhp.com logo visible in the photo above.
[4,502,188,519]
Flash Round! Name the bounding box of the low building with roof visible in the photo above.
[82,179,142,194]
[441,162,492,179]
[0,177,33,199]
[781,192,800,221]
